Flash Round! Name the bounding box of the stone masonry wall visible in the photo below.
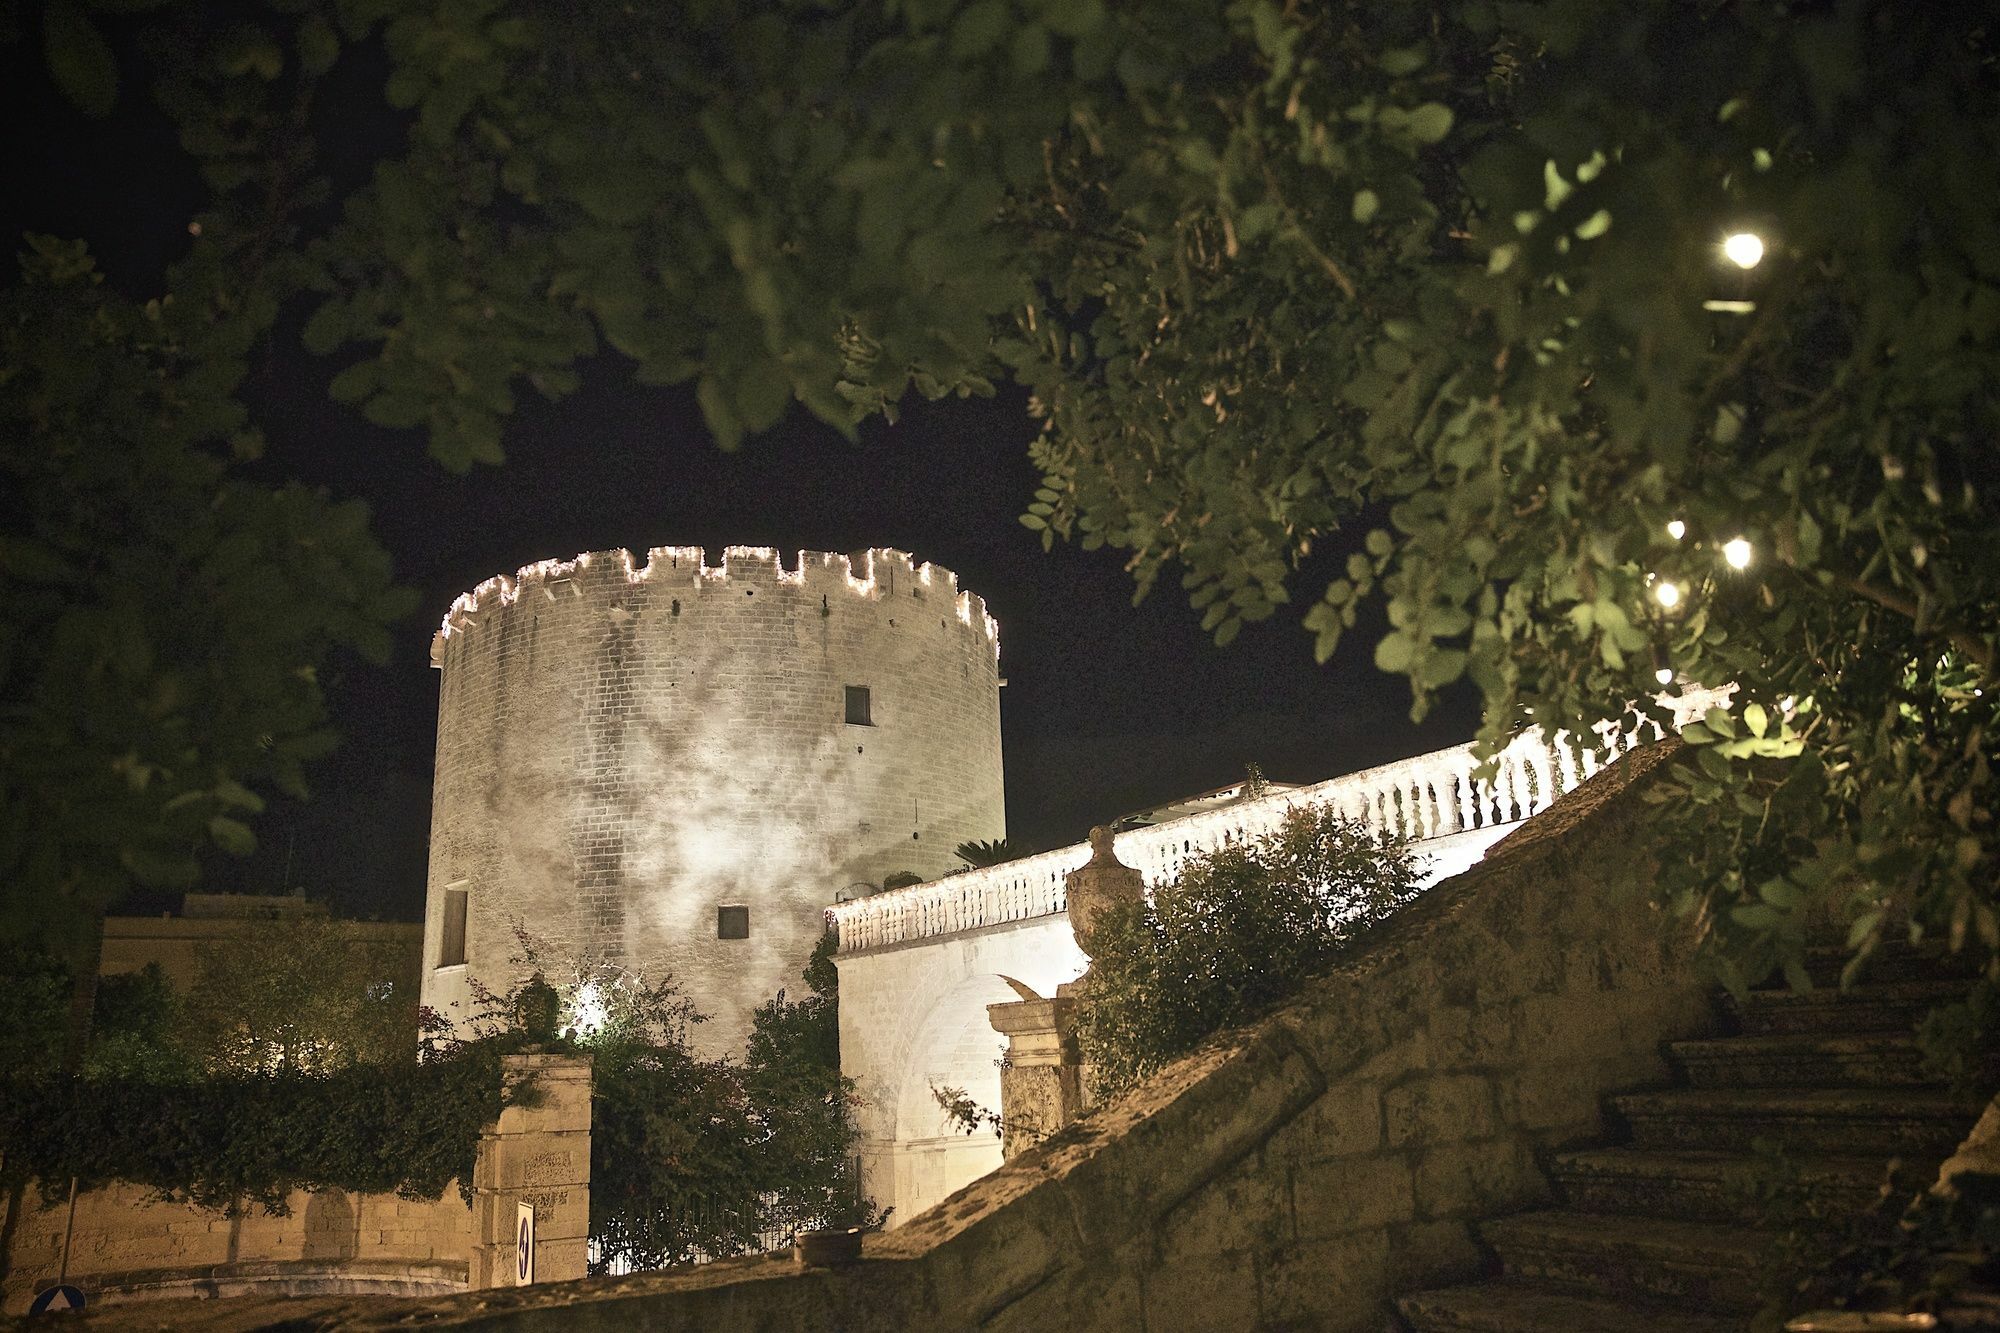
[421,547,1005,1059]
[0,1053,589,1315]
[0,1181,471,1313]
[225,739,1720,1331]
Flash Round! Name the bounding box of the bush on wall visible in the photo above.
[1077,805,1424,1100]
[0,1045,509,1213]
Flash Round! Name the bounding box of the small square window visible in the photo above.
[844,685,873,727]
[717,905,750,940]
[438,888,468,968]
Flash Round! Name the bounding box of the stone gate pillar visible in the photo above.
[986,827,1145,1156]
[469,1052,592,1287]
[987,994,1084,1159]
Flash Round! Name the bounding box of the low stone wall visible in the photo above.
[52,743,1716,1329]
[1,1052,591,1315]
[0,1183,472,1309]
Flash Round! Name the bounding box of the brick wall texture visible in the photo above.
[420,547,1005,1057]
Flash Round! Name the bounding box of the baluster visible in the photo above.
[1553,731,1579,796]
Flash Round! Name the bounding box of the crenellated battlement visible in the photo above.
[432,546,1000,665]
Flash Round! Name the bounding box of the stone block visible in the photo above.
[1349,1033,1431,1084]
[1411,1135,1543,1221]
[986,1264,1144,1333]
[1385,1218,1484,1291]
[879,1157,1076,1326]
[476,1132,591,1191]
[1498,1062,1607,1136]
[532,1238,589,1284]
[1255,1229,1393,1333]
[1156,1158,1290,1255]
[1048,1028,1324,1237]
[1139,1246,1263,1333]
[475,1183,590,1242]
[1291,1152,1417,1239]
[1513,990,1628,1063]
[1273,1078,1383,1162]
[1384,1073,1496,1148]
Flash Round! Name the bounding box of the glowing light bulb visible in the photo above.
[1666,519,1686,541]
[1722,537,1753,570]
[1723,232,1764,269]
[1654,580,1683,609]
[1655,667,1675,686]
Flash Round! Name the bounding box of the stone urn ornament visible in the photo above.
[515,972,561,1043]
[1064,825,1146,963]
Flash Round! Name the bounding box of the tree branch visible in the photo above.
[1832,571,1996,674]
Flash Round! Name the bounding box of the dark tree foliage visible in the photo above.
[0,235,413,984]
[15,0,1997,1050]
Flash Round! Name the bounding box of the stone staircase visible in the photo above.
[1398,946,1992,1332]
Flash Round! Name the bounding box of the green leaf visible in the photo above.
[949,0,1009,58]
[44,0,117,117]
[208,816,257,858]
[1407,103,1453,144]
[1573,208,1611,240]
[1378,45,1428,76]
[296,14,339,77]
[1351,189,1380,224]
[696,374,744,451]
[1374,632,1414,674]
[1730,903,1782,931]
[1011,23,1051,77]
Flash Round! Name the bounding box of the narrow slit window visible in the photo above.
[844,685,872,727]
[717,905,750,940]
[438,888,468,967]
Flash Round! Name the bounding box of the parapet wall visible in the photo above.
[433,546,999,661]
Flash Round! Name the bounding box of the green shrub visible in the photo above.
[480,928,873,1273]
[1077,805,1422,1099]
[0,1046,508,1212]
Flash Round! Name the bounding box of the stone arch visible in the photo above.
[885,971,1020,1220]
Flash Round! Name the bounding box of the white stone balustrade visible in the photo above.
[827,689,1729,954]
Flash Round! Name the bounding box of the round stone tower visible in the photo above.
[419,546,1004,1056]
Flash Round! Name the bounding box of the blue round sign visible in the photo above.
[29,1285,86,1315]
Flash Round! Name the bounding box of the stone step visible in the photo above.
[1395,1277,1741,1333]
[1478,1209,1770,1311]
[1802,939,1983,988]
[1550,1147,1911,1225]
[1727,979,1966,1037]
[1668,1031,1934,1089]
[1613,1086,1982,1157]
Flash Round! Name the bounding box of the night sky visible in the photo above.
[4,27,1478,921]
